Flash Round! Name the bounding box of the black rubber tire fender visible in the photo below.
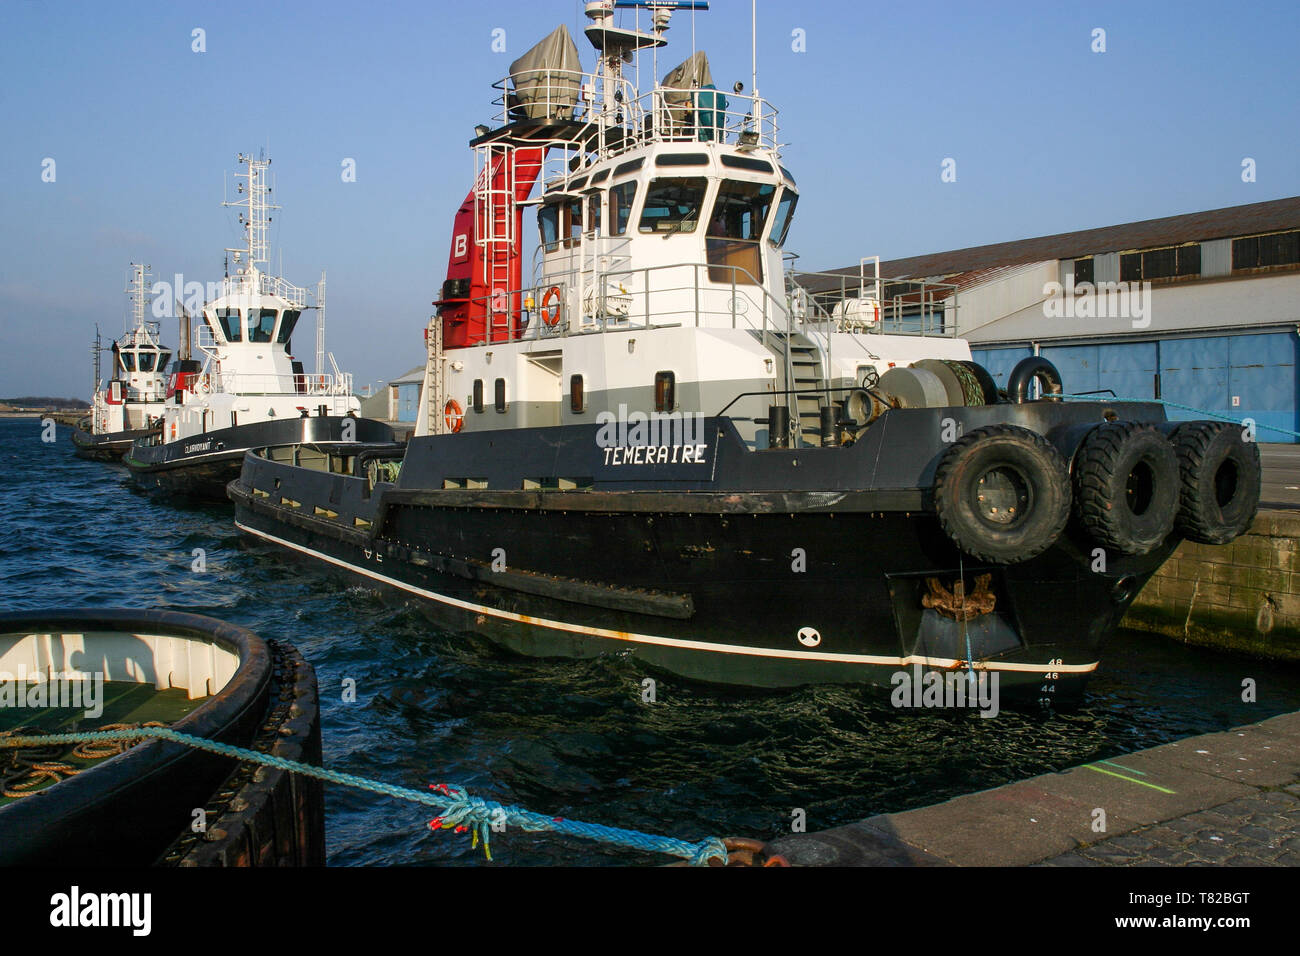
[1073,422,1179,555]
[1170,421,1261,545]
[1007,356,1063,403]
[932,424,1072,564]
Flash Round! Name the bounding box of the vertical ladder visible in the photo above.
[476,143,516,342]
[424,314,445,436]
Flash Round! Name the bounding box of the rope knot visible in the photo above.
[689,837,730,867]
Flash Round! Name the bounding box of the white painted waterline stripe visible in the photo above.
[236,521,1099,675]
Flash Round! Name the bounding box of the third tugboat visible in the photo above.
[125,153,394,500]
[71,264,171,461]
[230,2,1260,693]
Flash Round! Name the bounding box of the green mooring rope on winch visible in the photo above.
[1060,393,1300,440]
[0,727,728,866]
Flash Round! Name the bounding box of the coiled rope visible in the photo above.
[0,726,728,866]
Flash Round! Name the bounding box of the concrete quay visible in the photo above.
[767,711,1300,866]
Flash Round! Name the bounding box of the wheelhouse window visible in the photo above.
[706,180,776,284]
[768,188,798,247]
[138,351,156,372]
[215,308,242,342]
[121,352,136,372]
[158,351,171,371]
[638,177,707,234]
[610,181,637,236]
[248,308,278,343]
[277,309,301,345]
[564,197,582,248]
[539,202,560,252]
[586,192,601,235]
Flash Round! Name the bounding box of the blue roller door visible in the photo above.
[396,383,420,422]
[972,333,1298,442]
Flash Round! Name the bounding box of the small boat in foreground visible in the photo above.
[0,607,324,866]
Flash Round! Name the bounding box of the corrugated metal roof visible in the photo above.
[798,196,1300,292]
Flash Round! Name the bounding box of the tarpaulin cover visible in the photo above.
[509,24,582,121]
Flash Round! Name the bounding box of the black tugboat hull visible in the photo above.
[232,496,1165,692]
[125,415,396,501]
[70,425,158,462]
[228,402,1201,694]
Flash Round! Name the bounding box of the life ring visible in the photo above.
[1073,422,1179,555]
[932,424,1072,564]
[444,398,464,433]
[1170,421,1261,545]
[540,286,562,327]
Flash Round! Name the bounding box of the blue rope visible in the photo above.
[1061,393,1300,439]
[0,727,728,866]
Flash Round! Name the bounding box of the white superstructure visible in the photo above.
[156,154,359,444]
[417,1,972,448]
[89,263,171,436]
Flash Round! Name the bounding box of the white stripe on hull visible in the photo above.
[235,520,1099,675]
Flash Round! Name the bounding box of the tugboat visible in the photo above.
[230,2,1260,692]
[125,153,394,500]
[70,264,171,461]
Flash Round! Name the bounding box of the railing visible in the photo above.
[193,370,353,397]
[219,270,309,309]
[786,268,960,338]
[488,70,781,161]
[451,258,958,353]
[456,260,791,346]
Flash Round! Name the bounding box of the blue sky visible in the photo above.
[2,0,1297,399]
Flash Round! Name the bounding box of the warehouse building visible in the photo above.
[358,365,423,427]
[800,196,1300,442]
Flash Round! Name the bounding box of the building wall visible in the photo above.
[973,330,1299,442]
[965,270,1300,343]
[957,263,1300,443]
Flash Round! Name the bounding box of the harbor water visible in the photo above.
[5,417,1300,866]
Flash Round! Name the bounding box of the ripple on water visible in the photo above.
[4,419,1300,865]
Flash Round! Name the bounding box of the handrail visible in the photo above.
[485,70,782,159]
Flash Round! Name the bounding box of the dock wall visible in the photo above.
[1122,510,1300,661]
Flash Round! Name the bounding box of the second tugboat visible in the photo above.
[71,264,171,461]
[230,3,1260,693]
[125,154,394,500]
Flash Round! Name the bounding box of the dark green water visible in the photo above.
[4,418,1299,865]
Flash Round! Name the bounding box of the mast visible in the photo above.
[91,326,102,394]
[125,262,150,333]
[223,153,278,280]
[315,271,326,376]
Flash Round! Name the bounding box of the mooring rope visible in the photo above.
[0,727,728,866]
[1061,393,1300,440]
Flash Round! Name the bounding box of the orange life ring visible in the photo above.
[444,398,464,433]
[540,286,562,327]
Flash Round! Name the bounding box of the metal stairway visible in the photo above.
[752,331,828,447]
